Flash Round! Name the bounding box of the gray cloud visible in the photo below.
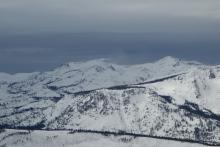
[1,32,220,73]
[1,0,220,33]
[1,0,220,73]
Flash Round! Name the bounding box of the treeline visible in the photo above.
[1,126,220,146]
[0,122,45,130]
[68,129,220,146]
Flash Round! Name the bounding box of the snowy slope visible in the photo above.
[0,129,213,147]
[144,67,220,114]
[1,56,220,146]
[0,56,201,93]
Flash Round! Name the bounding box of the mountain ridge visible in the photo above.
[1,56,220,146]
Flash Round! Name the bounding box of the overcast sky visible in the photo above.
[1,0,220,73]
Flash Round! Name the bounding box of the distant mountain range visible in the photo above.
[1,56,220,146]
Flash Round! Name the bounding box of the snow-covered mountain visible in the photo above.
[1,56,220,146]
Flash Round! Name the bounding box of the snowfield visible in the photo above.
[1,56,220,146]
[0,129,214,147]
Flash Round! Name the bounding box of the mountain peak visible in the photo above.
[157,56,180,63]
[57,58,112,70]
[156,56,202,67]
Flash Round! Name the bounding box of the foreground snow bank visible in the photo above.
[0,129,213,147]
